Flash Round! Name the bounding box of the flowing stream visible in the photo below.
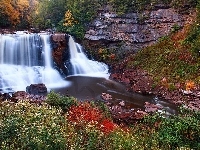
[0,32,177,114]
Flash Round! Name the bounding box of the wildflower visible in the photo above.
[185,80,195,91]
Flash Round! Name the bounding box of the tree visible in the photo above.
[57,0,104,38]
[31,0,67,29]
[0,0,33,28]
[15,0,32,28]
[0,0,20,27]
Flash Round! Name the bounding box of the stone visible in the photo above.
[101,92,112,100]
[0,93,11,101]
[84,6,193,52]
[51,33,66,42]
[26,83,47,95]
[119,101,125,106]
[12,91,30,102]
[182,90,192,95]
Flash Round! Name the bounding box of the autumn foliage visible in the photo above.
[63,10,77,27]
[67,102,117,134]
[185,80,196,91]
[0,0,32,27]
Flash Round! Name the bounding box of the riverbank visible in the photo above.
[110,56,200,112]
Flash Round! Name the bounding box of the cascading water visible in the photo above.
[68,36,109,78]
[0,32,68,93]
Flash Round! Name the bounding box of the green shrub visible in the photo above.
[171,24,182,33]
[46,91,77,112]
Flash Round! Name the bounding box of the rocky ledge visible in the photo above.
[85,6,195,52]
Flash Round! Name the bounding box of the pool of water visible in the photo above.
[52,75,178,115]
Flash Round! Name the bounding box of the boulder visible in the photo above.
[26,83,47,95]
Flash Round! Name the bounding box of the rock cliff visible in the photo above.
[84,5,195,52]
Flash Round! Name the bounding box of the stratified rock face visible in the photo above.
[85,7,194,51]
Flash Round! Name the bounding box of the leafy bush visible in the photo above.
[46,91,77,112]
[57,0,103,39]
[184,23,200,55]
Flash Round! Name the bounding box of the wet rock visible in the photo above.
[101,92,112,100]
[51,33,66,42]
[111,65,154,95]
[0,93,3,101]
[51,33,70,76]
[108,103,149,125]
[12,91,30,102]
[119,101,125,106]
[134,111,148,119]
[0,93,11,101]
[26,84,47,95]
[144,102,163,113]
[109,105,123,115]
[182,90,193,95]
[11,91,46,104]
[28,94,46,104]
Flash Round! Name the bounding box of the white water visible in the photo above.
[68,36,109,78]
[0,33,69,92]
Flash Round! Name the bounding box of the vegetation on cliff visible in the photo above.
[88,0,200,92]
[127,24,200,89]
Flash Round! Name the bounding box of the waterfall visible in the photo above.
[0,32,68,93]
[0,33,41,66]
[68,36,109,77]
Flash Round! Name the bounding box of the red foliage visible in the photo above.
[99,119,117,134]
[67,102,118,134]
[171,24,190,49]
[67,102,103,124]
